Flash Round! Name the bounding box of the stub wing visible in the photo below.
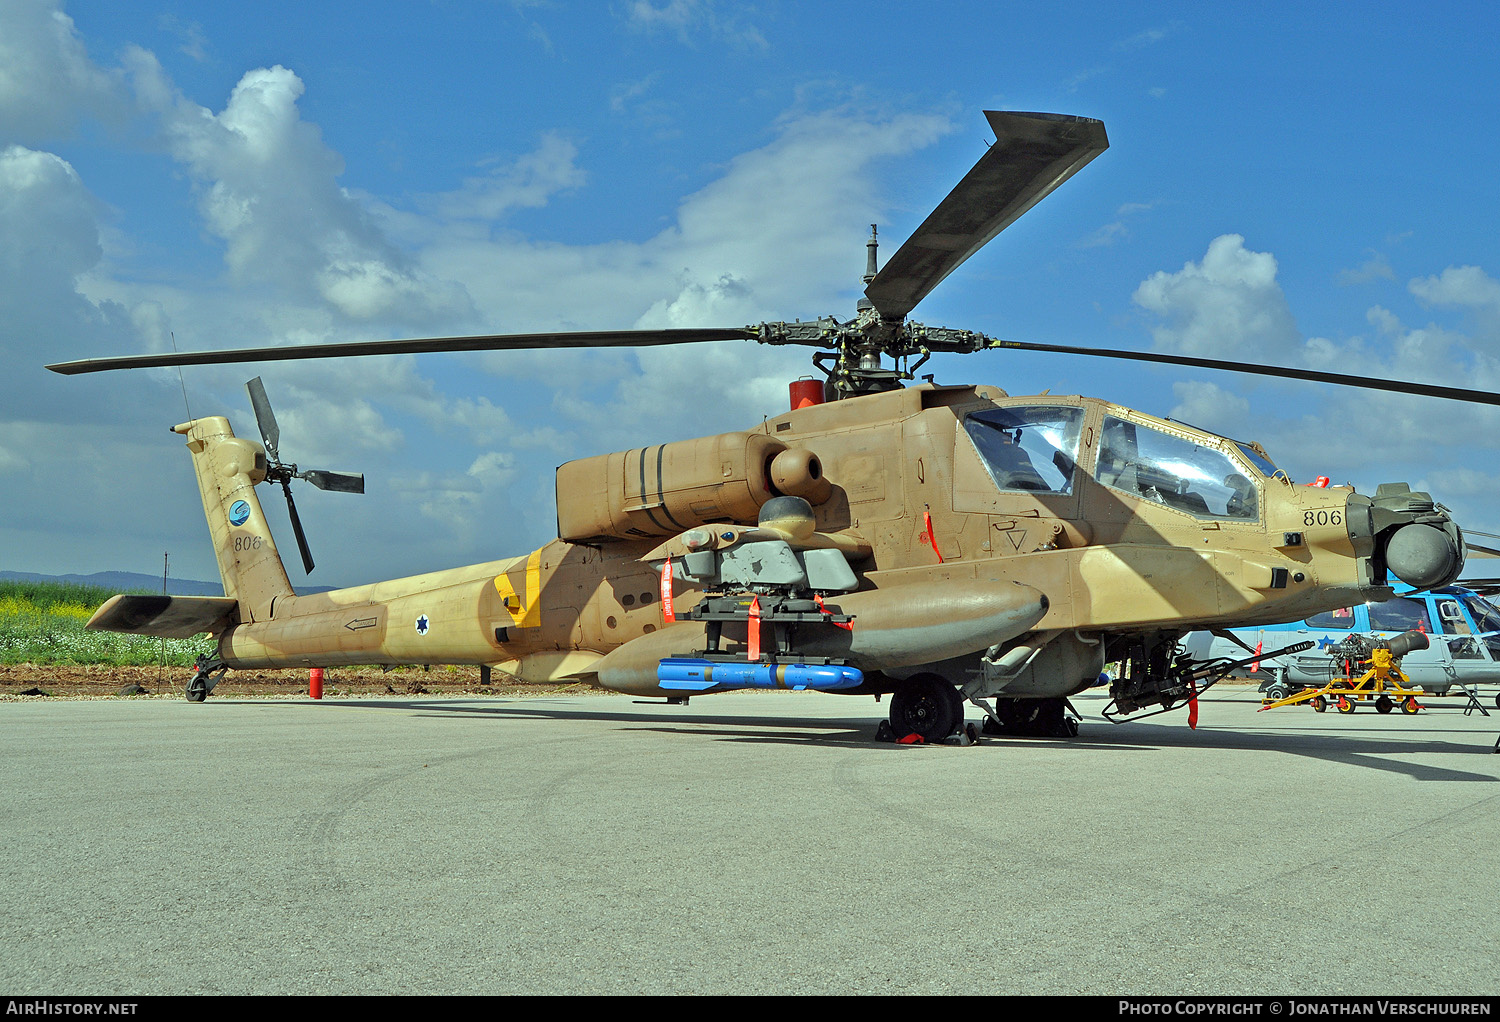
[590,575,1050,696]
[86,594,239,639]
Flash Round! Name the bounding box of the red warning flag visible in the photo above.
[1250,639,1262,673]
[660,556,676,624]
[747,595,761,662]
[922,511,944,564]
[814,593,853,630]
[1187,682,1199,730]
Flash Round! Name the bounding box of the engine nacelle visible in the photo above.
[557,431,832,542]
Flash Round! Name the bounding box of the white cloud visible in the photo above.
[0,441,28,474]
[1080,200,1158,248]
[157,14,211,64]
[0,0,124,142]
[1426,467,1500,500]
[1133,234,1301,359]
[1146,249,1500,541]
[610,74,661,115]
[497,108,951,448]
[1115,22,1183,51]
[468,450,518,488]
[623,0,769,50]
[126,57,474,326]
[0,146,102,288]
[0,16,960,580]
[1168,380,1251,434]
[0,144,141,390]
[421,132,587,222]
[1337,252,1396,286]
[1409,265,1500,311]
[1062,66,1110,93]
[399,106,953,455]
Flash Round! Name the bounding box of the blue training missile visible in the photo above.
[657,657,864,692]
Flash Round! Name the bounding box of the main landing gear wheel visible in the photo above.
[185,674,208,702]
[981,697,1079,738]
[889,675,964,742]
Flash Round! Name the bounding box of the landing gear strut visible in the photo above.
[186,653,228,702]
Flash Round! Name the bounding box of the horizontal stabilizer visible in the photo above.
[86,594,238,639]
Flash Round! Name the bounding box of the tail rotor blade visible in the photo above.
[241,377,358,574]
[246,377,281,460]
[280,480,315,575]
[300,470,365,494]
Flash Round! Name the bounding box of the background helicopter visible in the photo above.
[1183,581,1500,701]
[1183,533,1500,705]
[47,109,1500,741]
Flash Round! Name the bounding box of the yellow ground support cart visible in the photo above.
[1258,630,1488,715]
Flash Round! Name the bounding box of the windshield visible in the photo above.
[1098,416,1259,520]
[1367,597,1432,633]
[1465,593,1500,632]
[963,406,1084,495]
[1305,607,1357,629]
[1234,442,1278,477]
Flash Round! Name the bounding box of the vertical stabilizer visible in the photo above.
[174,416,294,621]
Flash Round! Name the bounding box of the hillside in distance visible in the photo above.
[0,570,334,597]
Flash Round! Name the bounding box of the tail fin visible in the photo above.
[174,416,294,621]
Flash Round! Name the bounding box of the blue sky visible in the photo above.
[4,0,1500,588]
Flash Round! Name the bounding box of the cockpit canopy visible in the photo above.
[962,404,1263,521]
[1097,415,1257,520]
[962,406,1083,495]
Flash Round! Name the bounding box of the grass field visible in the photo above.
[0,579,205,666]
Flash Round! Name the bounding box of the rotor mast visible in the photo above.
[761,111,1113,400]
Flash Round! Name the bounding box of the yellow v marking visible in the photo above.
[494,548,543,628]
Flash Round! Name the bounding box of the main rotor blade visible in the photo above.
[865,111,1108,322]
[300,470,365,494]
[982,338,1500,408]
[1453,577,1500,595]
[245,377,281,460]
[45,327,760,375]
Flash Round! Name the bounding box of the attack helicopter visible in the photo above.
[47,110,1496,742]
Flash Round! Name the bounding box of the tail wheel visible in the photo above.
[185,674,208,703]
[889,675,964,742]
